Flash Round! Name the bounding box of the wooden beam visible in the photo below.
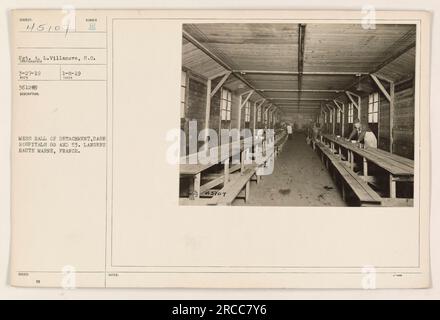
[256,99,266,109]
[264,104,274,127]
[332,99,343,112]
[325,104,335,134]
[182,30,278,109]
[256,99,266,127]
[253,99,265,132]
[370,73,396,152]
[332,107,335,134]
[233,70,369,76]
[240,90,254,109]
[209,70,231,81]
[259,89,343,93]
[238,90,254,132]
[333,99,344,136]
[272,98,331,101]
[373,73,394,84]
[370,74,391,102]
[297,24,306,111]
[326,28,415,105]
[373,40,416,74]
[325,104,334,112]
[341,102,345,137]
[345,91,360,111]
[210,71,231,98]
[390,81,395,153]
[183,30,231,72]
[322,102,328,125]
[264,104,273,115]
[269,108,276,128]
[327,35,415,111]
[204,78,212,141]
[253,101,257,134]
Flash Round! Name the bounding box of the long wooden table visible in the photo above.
[180,137,254,199]
[321,134,414,198]
[180,130,287,201]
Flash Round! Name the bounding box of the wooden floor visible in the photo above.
[240,132,346,206]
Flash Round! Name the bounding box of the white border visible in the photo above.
[0,0,438,299]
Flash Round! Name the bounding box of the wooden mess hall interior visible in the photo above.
[179,23,415,207]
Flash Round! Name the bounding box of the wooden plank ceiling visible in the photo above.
[182,23,416,115]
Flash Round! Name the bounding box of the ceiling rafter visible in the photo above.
[183,24,416,118]
[182,30,278,108]
[328,37,416,107]
[234,70,369,76]
[297,24,306,111]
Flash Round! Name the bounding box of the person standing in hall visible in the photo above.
[346,118,378,148]
[310,122,321,141]
[287,123,293,140]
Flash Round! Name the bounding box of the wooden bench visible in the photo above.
[315,141,338,168]
[315,142,382,206]
[207,164,258,206]
[321,134,414,201]
[180,132,287,206]
[337,161,382,206]
[274,132,288,157]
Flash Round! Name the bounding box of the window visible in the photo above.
[329,109,333,123]
[348,103,354,124]
[368,92,379,123]
[336,109,341,123]
[257,106,262,122]
[221,88,232,121]
[180,70,187,118]
[244,101,251,123]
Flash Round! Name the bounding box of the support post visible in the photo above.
[333,107,335,135]
[342,103,345,137]
[350,151,354,170]
[238,90,254,132]
[245,181,250,202]
[333,99,344,137]
[363,157,368,177]
[370,74,391,101]
[204,79,212,141]
[325,104,335,135]
[390,175,396,198]
[264,104,273,129]
[345,91,361,120]
[210,71,231,98]
[253,101,258,136]
[224,158,230,184]
[390,82,395,153]
[190,173,201,200]
[370,74,395,153]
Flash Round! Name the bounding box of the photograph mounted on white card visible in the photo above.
[178,22,416,207]
[8,9,430,289]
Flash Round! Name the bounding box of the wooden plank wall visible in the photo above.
[181,69,275,155]
[181,72,207,155]
[333,79,415,159]
[393,81,415,159]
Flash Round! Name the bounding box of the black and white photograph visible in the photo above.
[3,6,433,294]
[179,23,416,207]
